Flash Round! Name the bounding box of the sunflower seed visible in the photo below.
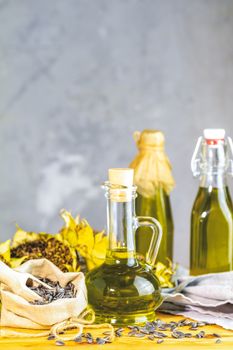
[96,337,106,344]
[47,334,55,340]
[148,335,154,341]
[172,331,185,339]
[115,328,124,332]
[74,336,82,343]
[139,329,150,334]
[215,339,221,344]
[55,340,65,346]
[213,333,221,338]
[128,331,137,336]
[115,330,123,337]
[154,331,167,338]
[134,333,145,338]
[157,339,164,344]
[185,333,192,338]
[196,331,205,338]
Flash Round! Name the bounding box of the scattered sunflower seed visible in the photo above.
[128,330,137,337]
[47,334,55,340]
[74,336,82,343]
[55,340,65,346]
[148,335,154,341]
[172,331,183,339]
[215,339,221,344]
[213,333,221,338]
[134,333,145,338]
[116,328,124,332]
[58,319,223,346]
[196,331,205,339]
[96,337,106,345]
[185,333,192,338]
[139,328,150,335]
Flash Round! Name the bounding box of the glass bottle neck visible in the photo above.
[198,141,229,188]
[106,195,137,264]
[200,173,228,188]
[107,197,136,251]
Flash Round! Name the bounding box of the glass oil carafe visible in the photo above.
[190,129,233,275]
[86,168,163,325]
[129,130,175,264]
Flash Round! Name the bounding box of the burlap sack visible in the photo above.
[0,259,87,329]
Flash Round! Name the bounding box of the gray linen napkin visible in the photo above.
[159,271,233,330]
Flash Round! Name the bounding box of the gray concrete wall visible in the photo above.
[0,0,233,267]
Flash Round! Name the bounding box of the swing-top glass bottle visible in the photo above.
[190,129,233,275]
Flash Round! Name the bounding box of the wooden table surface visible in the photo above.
[1,313,233,350]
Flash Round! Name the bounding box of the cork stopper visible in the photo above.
[134,129,165,149]
[108,168,134,187]
[108,168,135,202]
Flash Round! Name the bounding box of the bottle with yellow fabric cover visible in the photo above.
[129,130,175,264]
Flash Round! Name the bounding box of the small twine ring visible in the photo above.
[50,309,115,343]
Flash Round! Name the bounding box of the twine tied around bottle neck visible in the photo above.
[130,130,175,197]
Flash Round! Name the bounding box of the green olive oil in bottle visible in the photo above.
[86,168,163,325]
[129,130,175,264]
[190,129,233,275]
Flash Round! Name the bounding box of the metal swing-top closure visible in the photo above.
[191,128,233,178]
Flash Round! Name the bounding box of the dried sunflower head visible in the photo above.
[58,210,108,271]
[0,254,9,266]
[11,227,79,272]
[0,240,11,266]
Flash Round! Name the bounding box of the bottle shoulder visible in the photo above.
[191,186,233,219]
[86,261,160,286]
[136,190,173,218]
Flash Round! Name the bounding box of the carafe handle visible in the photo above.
[134,216,163,266]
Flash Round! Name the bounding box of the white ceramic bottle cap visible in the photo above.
[108,168,134,187]
[203,129,225,140]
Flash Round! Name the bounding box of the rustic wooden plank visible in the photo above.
[1,313,233,349]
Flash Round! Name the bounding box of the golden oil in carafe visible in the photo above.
[86,168,163,325]
[130,130,175,264]
[190,129,233,275]
[86,249,162,325]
